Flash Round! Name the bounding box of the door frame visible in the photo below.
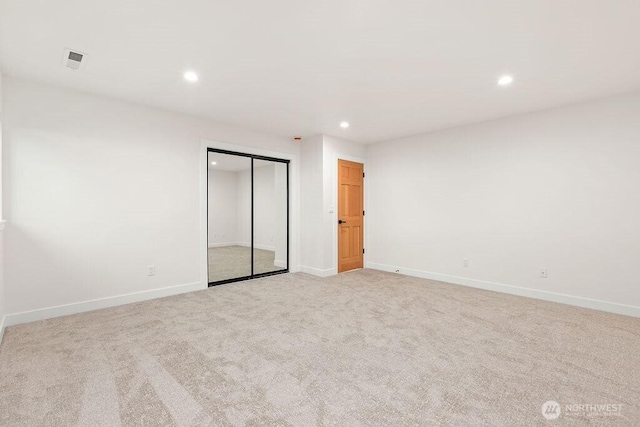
[332,153,367,274]
[200,139,299,288]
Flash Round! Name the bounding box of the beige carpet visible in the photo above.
[1,269,639,426]
[208,246,283,283]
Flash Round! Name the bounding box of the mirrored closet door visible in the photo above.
[207,148,289,286]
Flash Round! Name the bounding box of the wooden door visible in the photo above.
[338,159,364,273]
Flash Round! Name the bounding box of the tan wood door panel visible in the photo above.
[338,159,364,273]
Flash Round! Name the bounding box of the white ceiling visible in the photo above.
[2,0,640,143]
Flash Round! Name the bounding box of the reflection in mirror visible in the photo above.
[253,160,288,275]
[207,152,251,282]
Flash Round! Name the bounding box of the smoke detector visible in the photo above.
[62,48,88,70]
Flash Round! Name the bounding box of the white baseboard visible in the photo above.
[4,281,206,327]
[366,262,640,318]
[208,242,237,248]
[299,266,336,278]
[207,242,276,251]
[236,242,276,252]
[0,315,6,345]
[274,260,287,268]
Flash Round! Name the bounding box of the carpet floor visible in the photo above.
[1,269,639,426]
[208,246,282,283]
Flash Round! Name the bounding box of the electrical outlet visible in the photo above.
[463,258,469,268]
[148,265,156,276]
[540,268,548,278]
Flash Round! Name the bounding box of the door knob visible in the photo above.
[338,220,347,224]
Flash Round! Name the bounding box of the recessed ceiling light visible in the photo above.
[498,75,514,86]
[340,121,350,129]
[211,161,217,165]
[184,71,199,82]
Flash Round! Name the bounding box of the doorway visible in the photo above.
[337,159,364,273]
[207,148,289,285]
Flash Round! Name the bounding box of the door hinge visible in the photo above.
[363,248,365,254]
[363,172,365,178]
[363,210,365,216]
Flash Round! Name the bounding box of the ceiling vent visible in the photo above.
[62,48,88,70]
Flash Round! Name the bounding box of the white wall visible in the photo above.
[236,164,278,250]
[2,77,299,321]
[299,135,325,273]
[367,91,640,314]
[274,163,288,267]
[0,229,4,342]
[253,164,276,251]
[207,169,238,246]
[235,168,252,247]
[0,70,5,341]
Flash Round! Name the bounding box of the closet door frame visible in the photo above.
[207,147,290,287]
